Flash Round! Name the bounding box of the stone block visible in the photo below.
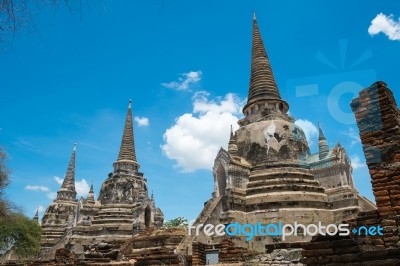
[340,253,361,263]
[302,248,334,257]
[361,259,400,266]
[334,246,360,254]
[360,249,388,258]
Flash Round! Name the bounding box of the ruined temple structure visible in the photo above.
[177,14,376,256]
[39,100,164,259]
[7,14,400,266]
[40,144,78,254]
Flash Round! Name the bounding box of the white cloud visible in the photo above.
[54,176,63,185]
[25,185,50,192]
[368,13,400,41]
[294,119,318,147]
[162,71,202,90]
[54,176,90,198]
[162,92,244,172]
[341,127,361,146]
[134,116,150,127]
[46,192,57,200]
[75,179,90,198]
[351,155,367,170]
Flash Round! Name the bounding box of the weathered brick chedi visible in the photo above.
[39,100,164,260]
[176,14,376,257]
[4,15,400,266]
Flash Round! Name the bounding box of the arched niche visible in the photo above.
[144,205,151,227]
[216,165,227,197]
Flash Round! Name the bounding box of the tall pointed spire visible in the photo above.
[89,181,94,193]
[318,123,326,140]
[114,100,140,171]
[118,100,136,162]
[242,14,288,119]
[318,123,329,159]
[33,207,39,223]
[248,14,280,103]
[228,125,238,156]
[87,181,95,204]
[56,143,77,201]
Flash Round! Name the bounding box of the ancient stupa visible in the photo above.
[177,14,375,254]
[40,100,164,259]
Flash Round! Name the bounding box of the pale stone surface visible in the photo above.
[39,102,164,260]
[178,15,377,261]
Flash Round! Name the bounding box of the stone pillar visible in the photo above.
[351,81,400,248]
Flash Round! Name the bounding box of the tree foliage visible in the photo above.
[0,0,96,47]
[0,213,41,257]
[0,147,11,216]
[0,0,32,44]
[164,217,188,228]
[0,147,10,193]
[0,147,42,257]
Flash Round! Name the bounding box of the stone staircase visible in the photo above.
[40,229,65,249]
[91,207,134,225]
[176,196,222,255]
[120,227,187,266]
[81,204,136,236]
[39,224,73,260]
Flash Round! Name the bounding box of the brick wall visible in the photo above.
[192,242,207,265]
[300,81,400,265]
[351,81,400,249]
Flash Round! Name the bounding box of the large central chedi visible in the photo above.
[177,14,375,254]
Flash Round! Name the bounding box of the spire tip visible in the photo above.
[115,98,138,166]
[253,12,257,21]
[245,11,283,114]
[318,122,326,140]
[73,143,77,151]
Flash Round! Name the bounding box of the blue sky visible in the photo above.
[1,1,400,222]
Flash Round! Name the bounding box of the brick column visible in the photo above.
[351,81,400,248]
[192,242,206,265]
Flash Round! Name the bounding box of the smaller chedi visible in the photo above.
[40,100,164,259]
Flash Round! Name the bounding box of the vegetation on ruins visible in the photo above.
[164,217,188,228]
[0,147,42,257]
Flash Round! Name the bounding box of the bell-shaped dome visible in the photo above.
[235,119,310,166]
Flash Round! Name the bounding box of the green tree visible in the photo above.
[0,147,42,257]
[164,217,188,228]
[0,213,41,257]
[0,147,11,216]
